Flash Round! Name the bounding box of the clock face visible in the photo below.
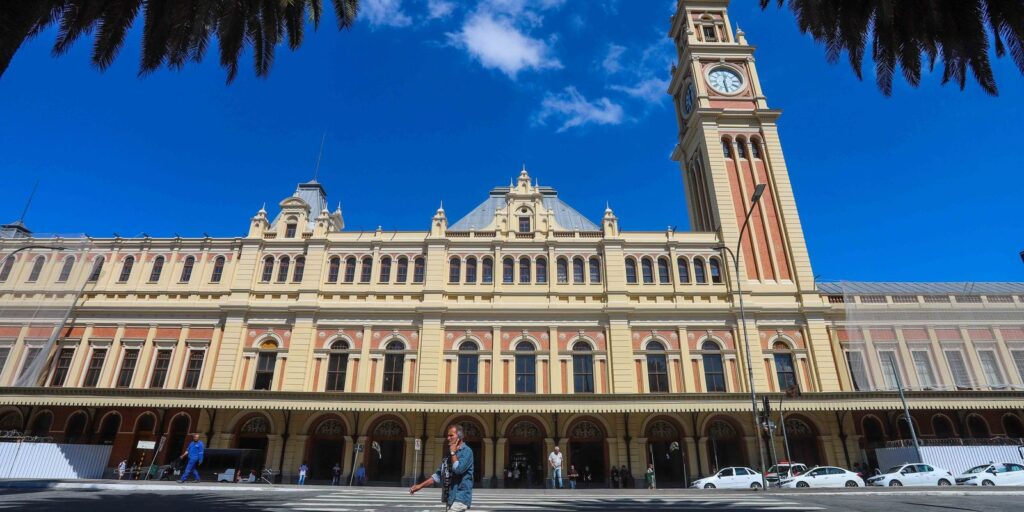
[684,84,695,115]
[708,67,743,94]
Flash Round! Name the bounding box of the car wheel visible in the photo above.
[750,482,762,489]
[938,479,952,486]
[888,480,902,487]
[796,481,810,488]
[845,480,859,487]
[982,480,995,486]
[704,483,716,489]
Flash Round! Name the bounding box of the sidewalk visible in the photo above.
[0,479,324,492]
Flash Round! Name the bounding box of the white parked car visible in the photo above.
[690,466,765,489]
[766,462,808,487]
[866,463,954,487]
[956,462,1024,486]
[781,466,864,488]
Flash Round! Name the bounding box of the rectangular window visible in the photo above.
[359,259,372,283]
[457,354,478,393]
[254,352,277,390]
[878,350,900,390]
[0,347,9,376]
[49,348,75,387]
[326,353,348,391]
[519,217,531,233]
[702,354,726,392]
[182,350,205,389]
[1012,351,1024,382]
[648,354,670,392]
[285,224,297,238]
[413,258,425,283]
[573,354,594,393]
[978,350,1005,388]
[20,347,42,379]
[515,354,536,393]
[911,350,936,388]
[702,25,717,42]
[149,350,171,388]
[382,353,404,392]
[845,351,869,391]
[944,350,973,389]
[82,349,107,388]
[773,353,797,391]
[117,349,139,388]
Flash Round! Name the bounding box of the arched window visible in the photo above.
[344,257,357,283]
[931,415,956,438]
[180,256,195,282]
[57,256,75,282]
[702,340,726,392]
[736,138,747,158]
[118,256,134,282]
[572,341,594,393]
[29,411,53,437]
[27,256,45,282]
[1002,415,1024,438]
[378,256,391,283]
[556,257,569,284]
[657,257,671,284]
[536,257,547,283]
[396,257,408,283]
[572,257,585,284]
[149,256,165,282]
[261,256,274,282]
[589,257,601,284]
[694,257,707,284]
[413,256,425,283]
[515,341,536,393]
[328,257,341,283]
[967,415,990,438]
[465,257,477,283]
[285,222,297,238]
[326,339,349,391]
[382,340,405,393]
[641,257,654,284]
[677,257,690,283]
[448,257,461,283]
[211,256,225,283]
[722,139,732,158]
[625,258,638,284]
[457,341,479,393]
[773,341,797,391]
[88,256,104,282]
[751,139,762,159]
[481,257,493,284]
[276,256,290,283]
[0,256,15,282]
[646,341,669,393]
[254,340,278,390]
[519,257,531,284]
[502,257,514,284]
[292,256,305,282]
[97,413,120,445]
[709,257,722,284]
[359,256,373,283]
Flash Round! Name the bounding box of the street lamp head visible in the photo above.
[751,183,767,203]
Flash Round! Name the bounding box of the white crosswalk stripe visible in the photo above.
[264,488,824,511]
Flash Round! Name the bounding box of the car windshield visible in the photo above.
[768,465,789,473]
[965,465,991,474]
[884,466,904,474]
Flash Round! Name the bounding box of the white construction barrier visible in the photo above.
[0,443,112,479]
[876,444,1024,475]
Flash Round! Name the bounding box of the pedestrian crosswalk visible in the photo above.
[267,488,825,511]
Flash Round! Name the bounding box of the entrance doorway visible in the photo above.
[505,419,544,488]
[235,415,271,472]
[567,419,606,488]
[367,419,405,485]
[706,419,744,471]
[647,419,686,487]
[308,417,346,483]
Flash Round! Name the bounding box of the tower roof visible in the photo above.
[450,186,599,231]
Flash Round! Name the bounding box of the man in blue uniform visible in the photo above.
[409,424,474,511]
[179,433,205,483]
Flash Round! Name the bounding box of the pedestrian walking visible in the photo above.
[646,463,656,490]
[117,459,127,480]
[619,465,631,488]
[567,465,579,490]
[355,464,367,485]
[548,446,563,489]
[610,467,620,488]
[409,424,474,511]
[331,463,341,485]
[178,433,204,483]
[298,462,308,485]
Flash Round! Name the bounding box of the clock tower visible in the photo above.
[669,0,818,300]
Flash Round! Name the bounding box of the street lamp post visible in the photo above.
[714,183,767,489]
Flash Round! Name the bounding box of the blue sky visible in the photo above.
[1,0,1021,282]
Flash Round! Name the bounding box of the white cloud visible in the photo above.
[448,13,562,78]
[602,43,626,74]
[536,87,624,132]
[362,0,413,28]
[427,0,456,19]
[610,77,670,104]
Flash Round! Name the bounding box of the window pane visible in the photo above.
[515,354,536,393]
[395,258,408,283]
[703,354,725,392]
[344,258,357,283]
[182,351,205,389]
[211,257,225,283]
[573,259,585,283]
[945,350,973,389]
[912,351,936,388]
[28,257,45,282]
[118,257,134,282]
[413,257,426,283]
[58,257,75,282]
[481,258,493,283]
[261,257,274,282]
[519,217,530,233]
[879,351,899,390]
[0,347,9,376]
[326,353,348,391]
[377,257,390,283]
[465,258,477,283]
[117,349,139,388]
[641,259,654,283]
[292,256,305,282]
[557,258,568,284]
[149,351,171,389]
[774,353,797,391]
[846,351,869,391]
[625,259,637,283]
[360,257,372,283]
[536,258,547,283]
[383,353,404,392]
[677,258,689,283]
[1012,351,1024,383]
[50,348,75,387]
[978,351,1005,388]
[694,260,706,283]
[449,258,461,283]
[82,349,107,388]
[519,258,531,284]
[181,257,195,282]
[458,354,478,393]
[277,257,290,282]
[503,258,514,283]
[254,352,277,390]
[647,354,669,392]
[573,354,594,393]
[589,258,601,283]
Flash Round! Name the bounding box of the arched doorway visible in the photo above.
[235,415,271,471]
[307,417,346,483]
[567,419,606,488]
[164,414,190,465]
[784,417,822,466]
[97,413,121,445]
[860,416,886,471]
[366,418,405,485]
[931,415,956,438]
[506,418,544,488]
[1003,415,1024,439]
[29,411,53,438]
[64,411,88,443]
[646,418,686,487]
[705,419,744,472]
[131,413,157,467]
[967,415,990,438]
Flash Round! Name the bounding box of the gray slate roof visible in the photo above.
[450,186,599,231]
[293,180,328,230]
[817,281,1024,295]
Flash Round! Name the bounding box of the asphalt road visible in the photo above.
[1,485,1022,511]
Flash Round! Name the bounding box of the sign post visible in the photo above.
[349,443,362,486]
[414,438,422,483]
